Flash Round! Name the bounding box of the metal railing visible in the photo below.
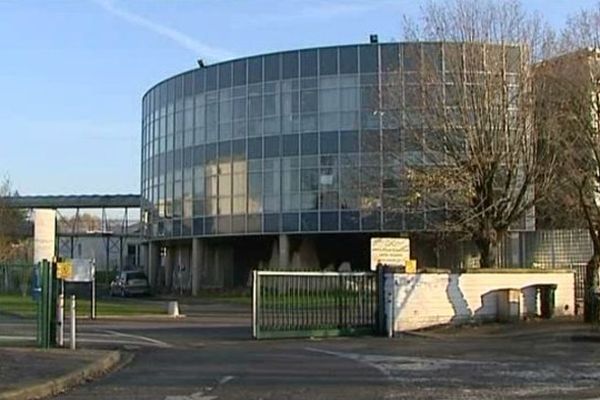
[0,263,36,295]
[252,271,380,339]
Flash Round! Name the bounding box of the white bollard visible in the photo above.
[70,295,76,350]
[57,293,64,347]
[167,301,180,317]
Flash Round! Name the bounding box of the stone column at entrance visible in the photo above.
[147,241,160,288]
[139,243,148,274]
[279,234,289,270]
[191,238,204,296]
[165,246,174,291]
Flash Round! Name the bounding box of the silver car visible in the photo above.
[110,271,150,297]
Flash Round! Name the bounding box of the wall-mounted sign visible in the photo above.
[370,237,410,271]
[64,259,95,282]
[34,209,56,264]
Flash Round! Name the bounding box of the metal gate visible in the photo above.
[252,271,383,339]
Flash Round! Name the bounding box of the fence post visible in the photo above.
[70,295,77,350]
[377,266,386,335]
[252,270,259,339]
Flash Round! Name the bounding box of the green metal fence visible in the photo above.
[252,271,382,339]
[0,263,35,295]
[37,260,57,348]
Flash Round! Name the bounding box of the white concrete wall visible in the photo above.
[387,272,575,332]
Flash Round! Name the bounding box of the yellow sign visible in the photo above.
[56,261,73,280]
[405,259,417,274]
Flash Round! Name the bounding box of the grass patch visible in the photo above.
[0,294,164,318]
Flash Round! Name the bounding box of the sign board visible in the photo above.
[370,237,410,270]
[405,259,417,274]
[64,259,95,282]
[57,260,73,280]
[34,209,56,264]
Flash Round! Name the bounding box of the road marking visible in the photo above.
[218,375,235,385]
[0,335,35,341]
[306,347,392,379]
[164,375,234,400]
[164,394,216,400]
[103,329,172,348]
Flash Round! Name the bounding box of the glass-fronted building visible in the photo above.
[140,41,525,289]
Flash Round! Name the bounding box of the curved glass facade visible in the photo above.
[141,42,521,238]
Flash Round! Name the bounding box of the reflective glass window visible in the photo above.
[183,73,194,96]
[361,210,380,230]
[381,44,400,72]
[282,134,299,156]
[301,132,318,155]
[206,66,218,91]
[233,59,247,86]
[233,98,246,120]
[263,214,279,232]
[301,212,318,231]
[193,69,205,93]
[283,51,299,79]
[403,44,421,72]
[248,137,263,159]
[340,130,359,153]
[301,90,317,113]
[320,211,339,231]
[320,131,338,154]
[218,63,232,88]
[193,217,204,235]
[422,43,442,76]
[359,45,378,73]
[247,214,262,232]
[341,211,359,230]
[282,213,299,231]
[248,57,263,84]
[300,49,318,77]
[264,53,280,81]
[319,88,339,112]
[361,130,380,153]
[205,143,217,163]
[218,141,231,158]
[339,46,358,74]
[232,139,246,158]
[264,136,280,158]
[319,47,338,75]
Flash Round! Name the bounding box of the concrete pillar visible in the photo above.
[191,238,204,296]
[279,234,289,270]
[139,243,148,273]
[165,245,174,291]
[215,245,234,288]
[147,241,160,288]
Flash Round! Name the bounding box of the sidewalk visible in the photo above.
[401,316,600,340]
[0,348,122,400]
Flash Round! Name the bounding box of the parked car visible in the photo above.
[110,270,150,297]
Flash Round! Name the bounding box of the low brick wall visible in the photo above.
[387,271,575,332]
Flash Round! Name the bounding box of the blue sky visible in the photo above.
[0,0,596,195]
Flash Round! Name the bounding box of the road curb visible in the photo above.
[0,350,122,400]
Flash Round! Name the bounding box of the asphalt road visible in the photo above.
[5,301,600,400]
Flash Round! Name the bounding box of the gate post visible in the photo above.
[252,270,259,339]
[37,260,58,349]
[377,266,386,335]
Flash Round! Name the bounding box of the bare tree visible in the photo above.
[382,0,558,268]
[541,4,600,321]
[0,177,27,263]
[560,2,600,52]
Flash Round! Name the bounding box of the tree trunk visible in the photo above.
[584,254,600,323]
[475,231,498,269]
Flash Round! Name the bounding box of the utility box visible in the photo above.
[497,288,521,322]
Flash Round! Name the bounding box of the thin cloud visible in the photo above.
[242,0,403,26]
[92,0,234,62]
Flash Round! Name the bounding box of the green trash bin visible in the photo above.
[537,284,557,319]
